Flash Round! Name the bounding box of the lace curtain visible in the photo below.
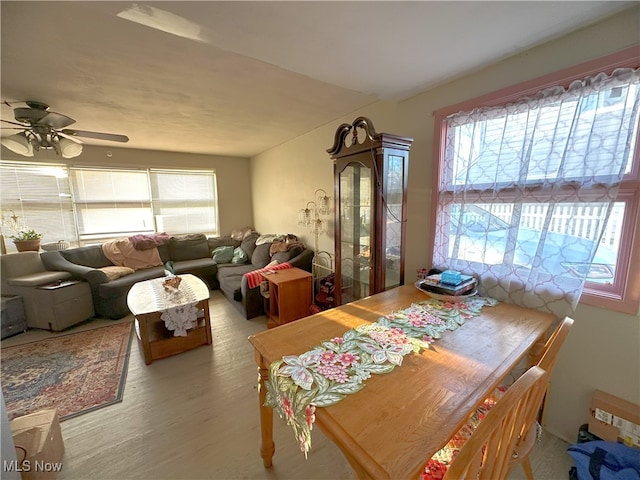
[433,68,640,318]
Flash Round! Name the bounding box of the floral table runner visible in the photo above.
[264,295,498,456]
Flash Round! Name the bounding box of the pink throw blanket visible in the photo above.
[244,262,292,289]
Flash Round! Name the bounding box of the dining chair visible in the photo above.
[443,366,550,480]
[421,317,574,480]
[510,316,574,479]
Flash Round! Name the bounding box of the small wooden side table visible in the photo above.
[261,267,312,328]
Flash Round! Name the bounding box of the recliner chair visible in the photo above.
[1,251,94,330]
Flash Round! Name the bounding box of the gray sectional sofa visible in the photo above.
[40,232,313,320]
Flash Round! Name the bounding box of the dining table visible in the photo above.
[248,284,555,480]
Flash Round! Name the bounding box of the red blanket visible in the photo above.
[244,262,292,289]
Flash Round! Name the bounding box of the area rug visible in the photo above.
[1,322,133,421]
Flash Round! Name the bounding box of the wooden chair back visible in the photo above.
[507,316,575,480]
[537,316,574,373]
[444,366,550,480]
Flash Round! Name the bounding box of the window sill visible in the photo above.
[580,289,640,316]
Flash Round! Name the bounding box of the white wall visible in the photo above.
[251,6,640,443]
[250,100,399,252]
[0,146,254,237]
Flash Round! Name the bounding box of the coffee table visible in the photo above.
[127,274,212,365]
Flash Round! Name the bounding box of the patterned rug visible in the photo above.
[1,322,133,421]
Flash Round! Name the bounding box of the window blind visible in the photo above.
[0,162,76,248]
[150,169,218,235]
[70,167,154,238]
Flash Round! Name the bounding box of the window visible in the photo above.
[70,167,219,243]
[431,47,639,315]
[150,169,218,235]
[0,162,76,246]
[0,162,219,249]
[71,168,153,241]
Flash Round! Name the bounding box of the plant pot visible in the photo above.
[14,240,41,252]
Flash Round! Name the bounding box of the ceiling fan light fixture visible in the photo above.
[58,137,83,158]
[1,132,34,156]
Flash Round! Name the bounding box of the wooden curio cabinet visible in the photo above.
[327,117,412,305]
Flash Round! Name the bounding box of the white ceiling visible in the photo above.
[0,1,633,158]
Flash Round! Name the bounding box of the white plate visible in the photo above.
[414,280,478,302]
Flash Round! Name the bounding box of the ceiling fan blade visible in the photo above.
[14,107,48,124]
[1,119,29,127]
[57,131,83,144]
[38,112,76,129]
[62,129,129,143]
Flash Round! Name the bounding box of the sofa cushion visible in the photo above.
[240,232,260,259]
[171,259,218,289]
[157,243,171,263]
[216,263,257,277]
[217,264,257,302]
[272,245,304,264]
[252,243,272,268]
[169,234,209,261]
[171,258,216,271]
[218,273,243,302]
[207,236,241,253]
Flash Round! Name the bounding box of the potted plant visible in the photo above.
[10,229,43,252]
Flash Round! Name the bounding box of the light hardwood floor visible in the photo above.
[2,290,575,480]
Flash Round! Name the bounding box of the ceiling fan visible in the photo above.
[1,100,129,158]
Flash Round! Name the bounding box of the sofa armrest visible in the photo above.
[240,273,266,319]
[287,248,314,272]
[40,251,103,282]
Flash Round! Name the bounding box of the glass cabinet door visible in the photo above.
[383,152,406,289]
[339,162,372,303]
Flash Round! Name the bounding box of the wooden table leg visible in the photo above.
[135,315,153,365]
[202,300,213,345]
[255,351,275,467]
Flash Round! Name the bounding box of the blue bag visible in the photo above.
[567,440,640,480]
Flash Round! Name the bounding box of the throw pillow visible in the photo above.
[231,246,248,264]
[212,245,234,264]
[99,266,135,281]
